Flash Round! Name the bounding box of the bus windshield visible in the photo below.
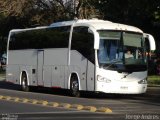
[98,31,146,70]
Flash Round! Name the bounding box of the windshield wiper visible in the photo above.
[121,72,132,79]
[105,59,122,69]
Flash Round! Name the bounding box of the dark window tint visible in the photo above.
[71,26,94,63]
[9,26,70,50]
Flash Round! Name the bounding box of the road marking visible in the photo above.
[59,103,72,109]
[97,107,113,113]
[83,106,97,112]
[47,102,59,107]
[0,95,112,113]
[71,104,84,110]
[28,99,38,104]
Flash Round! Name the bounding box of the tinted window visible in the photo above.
[9,26,70,50]
[71,26,94,63]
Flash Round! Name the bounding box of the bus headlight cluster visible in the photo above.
[138,78,147,84]
[97,75,111,83]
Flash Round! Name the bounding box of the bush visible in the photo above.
[148,76,160,85]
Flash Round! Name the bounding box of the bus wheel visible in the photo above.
[70,75,80,97]
[21,73,29,92]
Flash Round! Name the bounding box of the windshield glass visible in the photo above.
[98,31,146,69]
[98,31,122,65]
[123,32,145,65]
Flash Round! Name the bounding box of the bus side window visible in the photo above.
[72,26,95,63]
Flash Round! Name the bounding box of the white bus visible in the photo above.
[6,19,156,96]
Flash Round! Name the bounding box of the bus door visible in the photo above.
[37,50,44,86]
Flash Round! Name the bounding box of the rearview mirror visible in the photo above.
[144,33,156,51]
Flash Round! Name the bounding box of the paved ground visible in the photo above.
[0,76,160,120]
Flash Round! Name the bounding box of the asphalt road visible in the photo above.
[0,78,160,120]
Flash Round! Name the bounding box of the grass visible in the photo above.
[0,69,5,74]
[148,75,160,85]
[0,69,5,78]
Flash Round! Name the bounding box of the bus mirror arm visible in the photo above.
[144,33,156,51]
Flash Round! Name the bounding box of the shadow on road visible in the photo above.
[0,80,160,103]
[0,80,21,90]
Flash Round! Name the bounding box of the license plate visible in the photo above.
[120,86,128,90]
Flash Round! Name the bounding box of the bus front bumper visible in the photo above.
[96,81,147,94]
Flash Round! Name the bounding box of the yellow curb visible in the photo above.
[0,95,113,113]
[47,102,59,107]
[71,104,84,110]
[14,97,20,102]
[29,99,38,104]
[59,103,71,109]
[3,96,11,100]
[42,101,48,106]
[37,100,48,106]
[97,107,112,113]
[83,106,97,112]
[9,97,20,102]
[21,98,29,103]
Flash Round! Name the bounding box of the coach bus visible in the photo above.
[6,19,156,96]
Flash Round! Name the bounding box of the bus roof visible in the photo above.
[9,26,48,33]
[10,19,143,34]
[50,19,143,33]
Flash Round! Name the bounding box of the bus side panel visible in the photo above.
[43,49,68,88]
[51,65,66,88]
[70,50,88,91]
[43,65,52,87]
[7,50,37,86]
[6,65,20,84]
[31,65,37,86]
[8,50,37,66]
[65,66,70,89]
[87,61,95,91]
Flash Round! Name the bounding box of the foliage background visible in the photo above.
[0,0,160,74]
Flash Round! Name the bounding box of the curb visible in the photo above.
[97,107,113,113]
[83,106,97,112]
[70,104,84,110]
[0,95,112,113]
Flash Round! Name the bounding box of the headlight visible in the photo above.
[97,75,111,83]
[138,79,147,84]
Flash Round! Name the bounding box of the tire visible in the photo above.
[21,73,29,92]
[70,75,80,97]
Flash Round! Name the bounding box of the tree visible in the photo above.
[93,0,160,53]
[0,0,100,54]
[0,0,35,16]
[0,0,100,25]
[0,0,159,54]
